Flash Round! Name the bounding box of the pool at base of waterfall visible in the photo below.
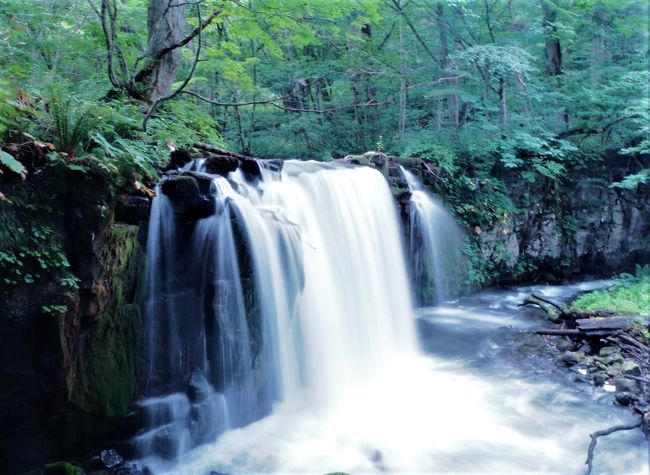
[139,280,647,475]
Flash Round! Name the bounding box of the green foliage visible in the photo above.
[0,150,27,179]
[0,0,647,287]
[42,461,83,475]
[572,267,650,315]
[50,98,101,156]
[611,169,650,190]
[0,223,75,288]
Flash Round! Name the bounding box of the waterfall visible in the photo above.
[401,166,466,304]
[136,160,418,467]
[135,161,646,475]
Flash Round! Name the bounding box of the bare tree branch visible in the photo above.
[585,420,642,475]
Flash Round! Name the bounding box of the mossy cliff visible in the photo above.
[0,162,148,473]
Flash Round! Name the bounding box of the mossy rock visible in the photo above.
[160,175,200,199]
[42,462,83,475]
[69,223,143,419]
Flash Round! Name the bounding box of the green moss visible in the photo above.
[41,462,83,475]
[572,276,650,315]
[70,223,142,418]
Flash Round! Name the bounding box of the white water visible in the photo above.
[401,167,465,304]
[141,162,646,474]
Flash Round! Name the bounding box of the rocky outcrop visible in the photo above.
[478,179,650,282]
[0,167,147,473]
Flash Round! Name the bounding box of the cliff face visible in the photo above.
[478,179,650,283]
[0,166,149,473]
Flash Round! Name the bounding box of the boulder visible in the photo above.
[187,372,212,403]
[205,155,239,176]
[592,372,608,386]
[240,157,261,177]
[621,360,641,376]
[182,171,217,196]
[561,351,581,366]
[614,378,640,394]
[615,392,634,406]
[168,149,193,170]
[115,194,151,225]
[161,175,215,221]
[100,448,125,469]
[265,159,284,173]
[161,176,201,200]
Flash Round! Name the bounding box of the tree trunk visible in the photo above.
[142,0,186,101]
[499,77,507,130]
[398,4,407,139]
[436,2,459,127]
[541,1,562,76]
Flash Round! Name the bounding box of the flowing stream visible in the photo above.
[138,161,647,474]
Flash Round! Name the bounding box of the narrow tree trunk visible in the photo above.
[436,2,459,127]
[499,77,507,130]
[398,5,407,139]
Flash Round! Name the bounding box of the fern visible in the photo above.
[50,99,100,156]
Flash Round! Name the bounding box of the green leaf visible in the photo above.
[0,150,27,179]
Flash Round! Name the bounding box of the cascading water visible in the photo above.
[136,160,417,469]
[401,166,466,304]
[137,160,646,475]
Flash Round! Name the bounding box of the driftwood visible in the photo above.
[584,419,643,475]
[535,318,634,338]
[519,294,568,320]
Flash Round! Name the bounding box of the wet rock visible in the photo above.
[100,449,124,469]
[205,155,239,176]
[162,175,215,221]
[168,149,193,170]
[599,346,618,357]
[577,342,592,354]
[240,157,261,177]
[556,338,574,352]
[161,175,200,199]
[573,373,588,383]
[561,351,581,366]
[605,353,624,365]
[621,360,641,376]
[187,371,211,402]
[592,372,608,386]
[265,159,284,173]
[615,392,634,406]
[614,378,640,394]
[182,171,217,196]
[115,194,150,225]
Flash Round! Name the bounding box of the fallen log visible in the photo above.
[536,328,582,336]
[519,294,567,320]
[576,317,633,332]
[194,142,261,161]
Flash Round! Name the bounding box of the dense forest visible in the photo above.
[0,1,649,474]
[1,0,648,282]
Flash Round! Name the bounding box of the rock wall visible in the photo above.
[478,178,650,283]
[0,167,148,473]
